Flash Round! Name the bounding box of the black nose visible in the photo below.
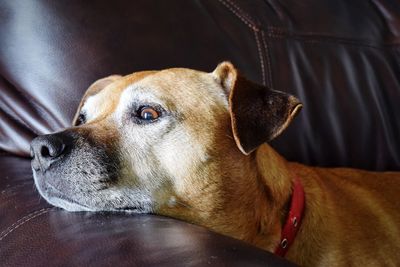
[30,134,69,171]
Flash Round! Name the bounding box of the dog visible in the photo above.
[31,62,400,266]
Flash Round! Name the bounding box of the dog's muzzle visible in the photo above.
[30,129,153,213]
[30,130,120,211]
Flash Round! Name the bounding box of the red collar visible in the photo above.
[274,177,305,257]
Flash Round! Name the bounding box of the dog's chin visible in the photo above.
[32,168,154,214]
[32,170,91,211]
[46,196,152,214]
[47,195,92,212]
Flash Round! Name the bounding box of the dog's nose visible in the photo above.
[30,134,68,171]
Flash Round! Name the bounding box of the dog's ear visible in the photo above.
[212,62,302,155]
[72,75,122,125]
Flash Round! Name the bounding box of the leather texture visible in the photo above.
[1,0,400,266]
[1,0,400,170]
[0,155,296,267]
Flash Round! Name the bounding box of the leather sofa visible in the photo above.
[1,1,399,266]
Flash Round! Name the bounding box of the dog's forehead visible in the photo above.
[120,68,226,109]
[83,68,226,122]
[82,71,157,118]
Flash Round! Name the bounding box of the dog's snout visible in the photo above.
[31,133,71,171]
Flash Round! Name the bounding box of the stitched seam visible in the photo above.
[268,25,400,46]
[253,31,266,86]
[217,0,258,31]
[269,33,400,49]
[216,0,268,86]
[261,30,273,88]
[0,208,51,241]
[223,0,257,27]
[266,27,400,49]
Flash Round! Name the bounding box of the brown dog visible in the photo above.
[30,62,400,266]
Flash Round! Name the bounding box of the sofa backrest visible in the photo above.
[1,0,399,170]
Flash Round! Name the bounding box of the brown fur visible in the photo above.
[70,63,400,266]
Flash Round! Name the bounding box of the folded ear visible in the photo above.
[72,75,122,125]
[213,62,302,155]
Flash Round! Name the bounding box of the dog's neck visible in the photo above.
[208,144,295,252]
[254,146,323,264]
[252,144,295,250]
[255,144,294,211]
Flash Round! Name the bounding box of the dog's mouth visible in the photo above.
[33,166,155,213]
[42,181,152,213]
[115,206,151,213]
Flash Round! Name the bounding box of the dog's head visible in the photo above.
[31,62,301,223]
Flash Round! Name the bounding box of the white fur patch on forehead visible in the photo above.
[120,87,165,108]
[114,68,231,125]
[81,84,121,123]
[141,68,229,109]
[115,81,170,119]
[81,94,104,121]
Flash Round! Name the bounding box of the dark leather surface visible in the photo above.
[1,0,400,170]
[0,155,296,267]
[1,1,400,266]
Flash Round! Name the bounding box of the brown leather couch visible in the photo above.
[1,1,399,266]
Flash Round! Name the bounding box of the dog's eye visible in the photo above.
[75,113,86,126]
[138,107,160,121]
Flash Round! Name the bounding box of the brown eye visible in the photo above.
[139,107,159,121]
